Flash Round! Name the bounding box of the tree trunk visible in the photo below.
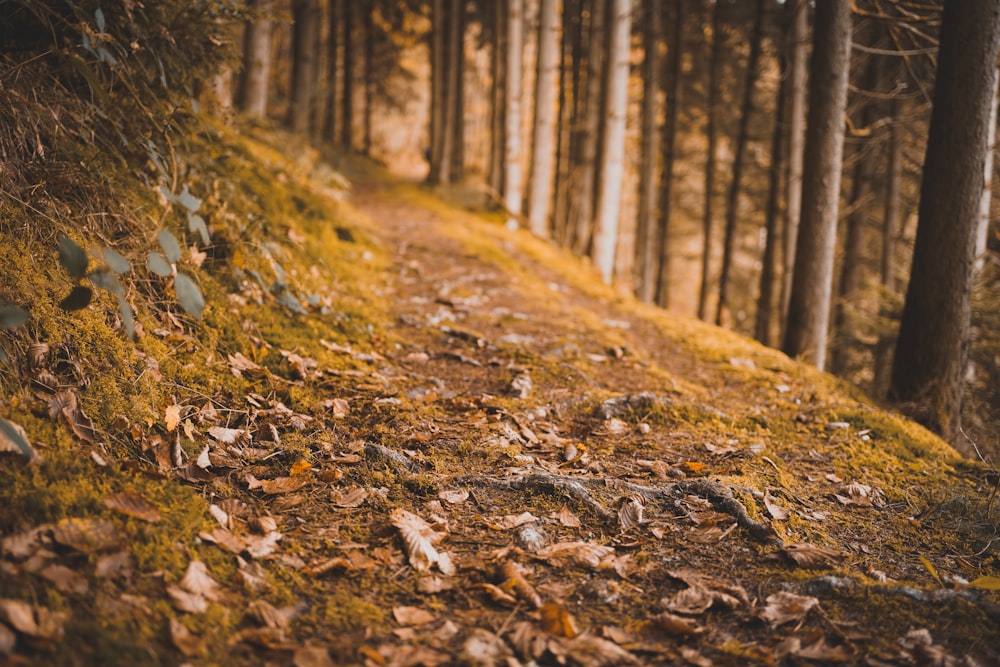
[503,0,525,227]
[571,0,606,254]
[448,0,465,181]
[634,0,660,302]
[322,0,339,142]
[362,1,375,156]
[780,0,808,333]
[889,0,1000,441]
[873,97,903,399]
[527,0,561,238]
[697,0,723,321]
[781,0,851,370]
[976,69,999,271]
[716,0,764,326]
[240,0,273,119]
[488,0,508,197]
[655,0,684,309]
[590,0,632,284]
[341,0,354,149]
[428,0,447,184]
[754,12,789,346]
[288,0,319,133]
[552,0,580,245]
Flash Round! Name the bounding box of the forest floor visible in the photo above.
[1,124,1000,666]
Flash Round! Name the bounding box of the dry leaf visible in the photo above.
[167,586,208,614]
[103,491,161,523]
[474,583,519,606]
[0,599,66,640]
[554,506,581,528]
[208,426,250,446]
[651,611,702,636]
[500,560,542,609]
[782,543,848,570]
[39,564,89,594]
[170,617,203,657]
[416,576,456,594]
[763,491,790,520]
[50,518,123,553]
[554,635,641,665]
[393,606,436,627]
[165,405,182,432]
[293,646,335,667]
[490,511,539,530]
[834,482,886,507]
[289,459,312,476]
[438,488,469,504]
[0,623,15,657]
[180,560,220,601]
[462,629,516,665]
[539,602,579,638]
[228,352,263,377]
[390,508,455,575]
[327,398,350,419]
[968,575,1000,590]
[759,591,820,628]
[95,551,133,580]
[331,486,369,508]
[536,541,615,569]
[260,476,308,495]
[618,495,644,531]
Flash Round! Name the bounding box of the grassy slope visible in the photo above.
[0,120,997,665]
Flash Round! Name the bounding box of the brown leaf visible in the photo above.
[539,602,579,638]
[180,560,220,601]
[763,491,790,520]
[50,518,123,553]
[500,560,542,609]
[651,611,702,636]
[554,506,581,528]
[259,476,308,495]
[759,591,820,628]
[228,352,264,378]
[618,495,644,532]
[390,508,455,575]
[393,606,436,627]
[293,646,336,667]
[331,486,369,508]
[1,526,48,561]
[208,426,251,447]
[0,623,15,657]
[238,560,272,593]
[474,583,519,606]
[103,491,161,523]
[39,564,89,594]
[536,541,615,569]
[834,482,886,507]
[165,405,182,432]
[95,551,133,580]
[489,511,539,530]
[167,586,208,614]
[782,543,849,570]
[438,488,469,505]
[0,599,66,640]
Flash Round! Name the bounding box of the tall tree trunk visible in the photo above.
[428,0,447,184]
[655,0,684,309]
[488,0,507,197]
[448,0,465,181]
[240,0,273,119]
[341,0,354,149]
[552,0,580,245]
[362,1,375,156]
[322,0,340,142]
[754,15,789,346]
[697,1,723,321]
[890,0,1000,441]
[571,0,606,254]
[781,0,851,370]
[977,69,999,271]
[780,0,809,334]
[527,0,561,238]
[591,0,632,284]
[288,0,319,133]
[503,0,525,227]
[716,0,764,326]
[634,0,660,302]
[873,97,903,398]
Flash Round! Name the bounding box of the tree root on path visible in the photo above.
[452,472,781,545]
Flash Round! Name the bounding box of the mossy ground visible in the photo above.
[1,121,998,665]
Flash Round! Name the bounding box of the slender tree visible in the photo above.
[873,96,903,397]
[716,0,764,325]
[239,0,273,119]
[288,0,320,133]
[488,0,507,197]
[362,1,375,155]
[655,0,685,308]
[341,0,354,149]
[322,0,340,142]
[634,0,660,301]
[527,0,561,238]
[591,0,632,283]
[428,0,447,184]
[503,0,524,227]
[782,0,851,370]
[571,0,606,253]
[890,0,1000,441]
[697,1,723,320]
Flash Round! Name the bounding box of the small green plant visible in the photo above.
[57,235,135,337]
[146,229,205,318]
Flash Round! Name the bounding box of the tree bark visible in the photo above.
[873,97,903,399]
[976,69,999,271]
[591,0,632,284]
[780,0,808,334]
[240,0,273,119]
[322,0,339,142]
[634,0,660,302]
[552,0,581,245]
[341,0,354,149]
[890,0,1000,441]
[448,0,465,181]
[655,0,684,309]
[288,0,319,133]
[503,0,525,227]
[362,0,375,156]
[488,0,508,197]
[781,0,851,370]
[528,0,561,238]
[716,0,764,326]
[428,0,447,184]
[571,0,606,253]
[697,1,723,321]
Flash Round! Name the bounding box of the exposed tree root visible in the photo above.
[453,472,781,545]
[363,442,423,473]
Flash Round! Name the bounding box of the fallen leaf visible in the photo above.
[228,352,264,378]
[208,426,250,447]
[390,508,455,575]
[289,459,312,476]
[618,495,644,531]
[0,416,38,460]
[781,543,849,570]
[968,575,1000,590]
[0,599,66,640]
[539,602,579,638]
[103,491,161,523]
[438,488,469,504]
[165,405,182,432]
[474,582,519,606]
[393,606,436,627]
[416,576,456,594]
[39,564,89,594]
[167,586,208,614]
[462,628,516,665]
[536,541,615,569]
[259,476,308,495]
[758,591,820,628]
[50,518,123,553]
[490,511,539,530]
[180,560,220,601]
[293,645,335,667]
[500,560,542,609]
[834,482,886,507]
[0,623,15,656]
[554,506,581,528]
[95,551,133,580]
[331,486,369,508]
[327,398,350,418]
[170,617,203,657]
[763,491,790,520]
[651,611,702,636]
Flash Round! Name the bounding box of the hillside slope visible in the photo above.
[1,123,998,666]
